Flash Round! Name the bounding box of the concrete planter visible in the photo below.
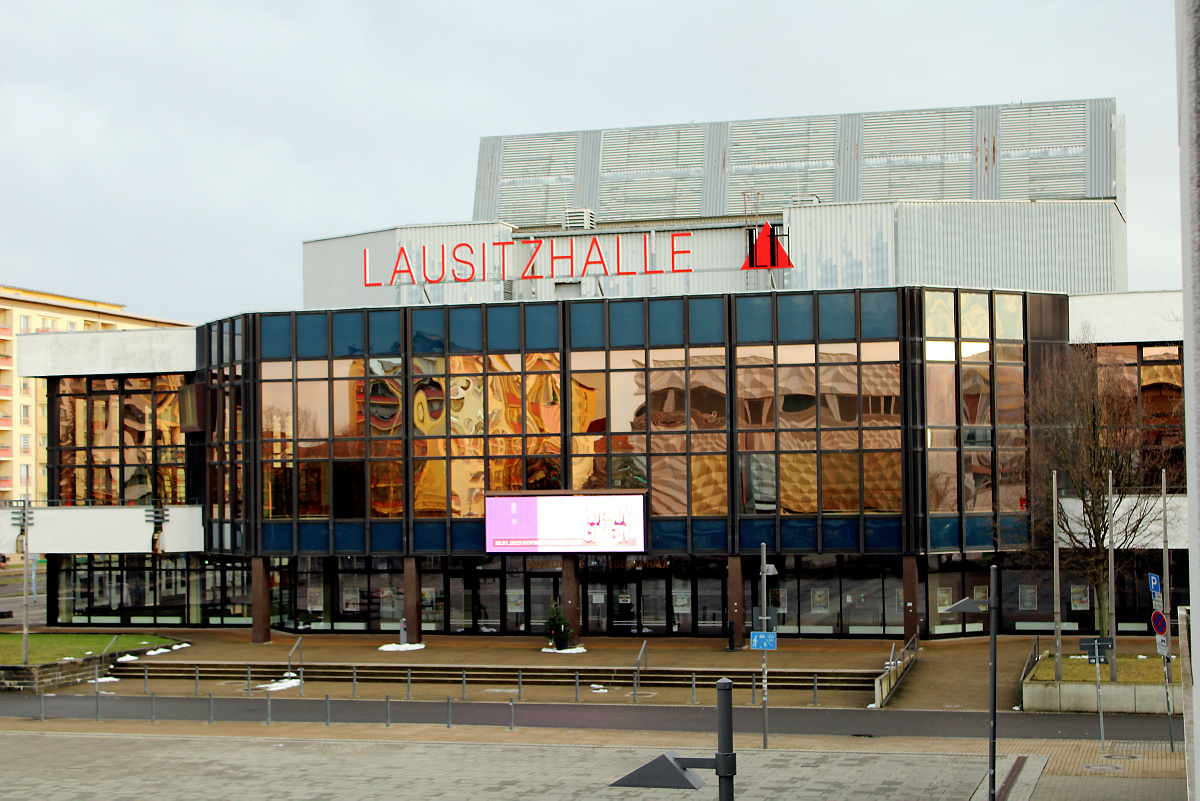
[0,643,175,693]
[1023,678,1182,714]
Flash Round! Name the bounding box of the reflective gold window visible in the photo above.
[450,458,485,518]
[739,453,776,514]
[925,291,955,338]
[448,374,485,436]
[297,461,329,517]
[926,364,956,426]
[820,452,859,512]
[737,367,775,429]
[690,455,727,516]
[994,294,1023,341]
[526,457,561,490]
[995,365,1025,426]
[778,366,816,429]
[819,363,858,427]
[571,373,607,433]
[525,373,561,434]
[650,455,687,516]
[412,459,446,516]
[487,375,523,435]
[997,450,1026,512]
[369,459,404,517]
[488,457,522,491]
[960,364,991,426]
[609,372,646,432]
[962,451,993,512]
[779,453,817,514]
[688,369,726,429]
[928,450,958,512]
[332,379,365,438]
[862,451,902,513]
[960,293,989,339]
[861,363,900,427]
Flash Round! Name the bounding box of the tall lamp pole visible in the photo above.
[946,564,998,801]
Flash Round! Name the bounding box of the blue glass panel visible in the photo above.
[688,297,724,344]
[451,520,486,551]
[860,292,898,339]
[738,518,774,551]
[609,301,644,348]
[262,522,292,552]
[570,302,605,349]
[651,519,686,551]
[648,299,684,347]
[331,311,365,357]
[692,518,728,551]
[822,517,859,550]
[232,523,243,551]
[334,522,366,552]
[295,314,328,359]
[412,309,445,354]
[736,296,772,343]
[524,304,559,351]
[370,522,404,552]
[964,516,994,549]
[368,310,403,355]
[777,294,814,342]
[487,305,520,352]
[298,521,328,553]
[260,315,292,360]
[999,516,1029,547]
[929,517,960,550]
[864,517,902,551]
[414,521,446,551]
[449,307,483,353]
[818,293,855,341]
[781,517,818,549]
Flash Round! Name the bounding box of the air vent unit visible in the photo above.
[563,207,596,230]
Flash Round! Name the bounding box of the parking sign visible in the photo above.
[1149,573,1161,595]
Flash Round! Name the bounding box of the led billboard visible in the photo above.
[484,494,645,553]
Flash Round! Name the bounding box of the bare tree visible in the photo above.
[1029,341,1181,635]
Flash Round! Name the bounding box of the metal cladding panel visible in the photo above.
[1085,98,1118,198]
[998,101,1088,200]
[573,130,603,211]
[500,133,578,178]
[304,223,513,309]
[834,114,863,202]
[473,136,504,220]
[783,203,896,290]
[601,124,705,171]
[598,175,703,221]
[862,107,973,156]
[972,106,1001,199]
[1113,113,1127,215]
[894,201,1119,295]
[702,122,730,217]
[497,181,575,228]
[861,108,972,202]
[862,160,972,201]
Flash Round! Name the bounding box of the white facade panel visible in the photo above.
[160,505,205,552]
[18,328,197,378]
[783,203,896,290]
[29,507,153,554]
[1069,291,1184,343]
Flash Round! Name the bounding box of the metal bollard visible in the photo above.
[813,675,819,706]
[299,667,304,697]
[575,671,579,703]
[751,674,756,705]
[406,668,411,699]
[144,665,149,694]
[195,665,199,696]
[352,666,357,698]
[266,693,271,726]
[39,692,44,722]
[208,692,214,724]
[246,666,251,697]
[95,688,100,723]
[446,696,451,729]
[462,669,467,701]
[518,670,522,701]
[93,665,99,690]
[692,673,697,704]
[151,692,156,724]
[385,694,390,728]
[326,694,330,727]
[509,697,514,730]
[633,671,638,703]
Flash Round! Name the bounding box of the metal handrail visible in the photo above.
[636,640,648,670]
[1020,636,1042,682]
[876,634,920,709]
[287,638,303,678]
[100,635,119,656]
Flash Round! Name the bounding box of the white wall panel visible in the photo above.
[19,329,197,378]
[30,507,153,554]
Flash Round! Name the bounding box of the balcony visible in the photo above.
[0,417,10,430]
[0,326,10,339]
[0,477,11,490]
[0,385,10,399]
[0,355,11,368]
[0,446,10,459]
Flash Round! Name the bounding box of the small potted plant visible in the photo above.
[544,601,574,650]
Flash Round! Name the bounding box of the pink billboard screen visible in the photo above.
[484,494,646,553]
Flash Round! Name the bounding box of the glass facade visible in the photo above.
[43,287,1187,639]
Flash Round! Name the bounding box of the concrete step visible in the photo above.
[108,661,878,690]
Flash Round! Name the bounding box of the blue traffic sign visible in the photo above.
[750,631,777,650]
[1149,573,1161,594]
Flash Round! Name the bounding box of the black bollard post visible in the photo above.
[462,669,467,701]
[692,673,696,704]
[518,670,522,701]
[715,677,736,801]
[813,675,818,706]
[385,694,390,728]
[446,696,451,729]
[299,666,304,698]
[144,665,149,694]
[575,671,579,703]
[509,697,514,731]
[727,620,736,652]
[95,687,100,723]
[194,665,199,696]
[208,692,214,725]
[406,668,411,700]
[352,665,357,698]
[750,674,756,705]
[246,666,251,697]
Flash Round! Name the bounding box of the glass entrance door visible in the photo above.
[640,578,667,634]
[529,576,559,636]
[612,580,639,634]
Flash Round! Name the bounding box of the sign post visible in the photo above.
[1079,637,1114,750]
[1149,573,1175,752]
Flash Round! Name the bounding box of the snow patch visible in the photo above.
[256,679,302,692]
[379,643,426,652]
[145,648,170,655]
[592,688,608,694]
[541,646,587,654]
[171,643,191,650]
[117,654,138,662]
[87,677,119,684]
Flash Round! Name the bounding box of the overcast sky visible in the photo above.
[0,1,1183,324]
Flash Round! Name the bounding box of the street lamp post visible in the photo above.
[946,563,998,801]
[758,543,777,749]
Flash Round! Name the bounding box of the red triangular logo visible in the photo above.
[740,221,794,270]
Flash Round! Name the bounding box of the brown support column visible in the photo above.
[903,554,920,643]
[561,555,581,645]
[728,556,746,648]
[403,556,422,644]
[251,556,272,644]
